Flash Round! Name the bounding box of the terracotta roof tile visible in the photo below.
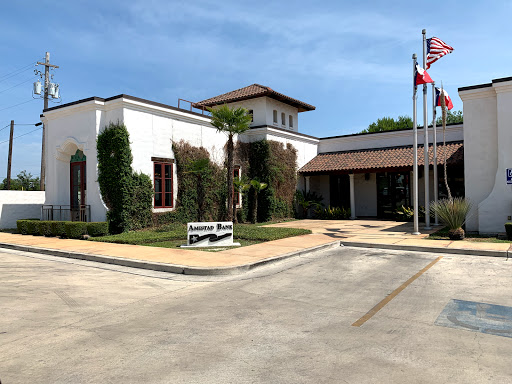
[299,142,463,174]
[193,84,315,112]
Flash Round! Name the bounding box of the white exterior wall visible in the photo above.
[318,125,463,154]
[0,191,45,228]
[309,175,330,206]
[460,79,512,233]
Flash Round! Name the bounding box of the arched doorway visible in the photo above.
[70,149,87,221]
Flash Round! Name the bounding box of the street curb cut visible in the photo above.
[0,240,341,276]
[341,241,509,258]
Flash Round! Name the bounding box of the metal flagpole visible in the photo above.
[422,29,431,229]
[412,53,420,235]
[432,82,439,225]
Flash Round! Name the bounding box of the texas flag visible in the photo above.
[435,87,454,110]
[415,64,433,86]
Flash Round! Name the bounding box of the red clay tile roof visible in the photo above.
[299,142,463,174]
[193,84,316,112]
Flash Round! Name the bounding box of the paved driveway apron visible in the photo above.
[1,246,512,383]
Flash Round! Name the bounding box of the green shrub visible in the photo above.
[38,221,53,236]
[314,205,350,220]
[65,222,88,239]
[86,222,109,237]
[129,172,153,230]
[505,223,512,240]
[26,220,40,235]
[97,121,134,234]
[430,198,472,230]
[51,221,68,237]
[16,220,30,235]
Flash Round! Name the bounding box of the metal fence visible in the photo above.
[41,205,91,222]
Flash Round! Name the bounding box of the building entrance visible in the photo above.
[377,172,410,219]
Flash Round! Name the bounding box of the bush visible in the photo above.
[430,198,472,230]
[51,221,67,237]
[97,121,134,234]
[38,221,53,236]
[87,222,109,237]
[505,223,512,240]
[16,220,31,235]
[314,205,350,220]
[65,222,88,239]
[26,220,40,235]
[129,172,153,230]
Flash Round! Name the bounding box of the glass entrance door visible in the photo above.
[377,172,410,218]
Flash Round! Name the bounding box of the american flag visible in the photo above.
[426,37,454,69]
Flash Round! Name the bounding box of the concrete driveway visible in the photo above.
[1,246,512,383]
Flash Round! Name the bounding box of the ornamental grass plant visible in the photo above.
[430,197,471,240]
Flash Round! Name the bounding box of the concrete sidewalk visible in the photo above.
[268,219,512,258]
[0,231,340,275]
[1,219,510,275]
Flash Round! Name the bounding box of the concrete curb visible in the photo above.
[0,240,341,276]
[341,241,509,258]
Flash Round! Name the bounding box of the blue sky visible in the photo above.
[1,0,511,180]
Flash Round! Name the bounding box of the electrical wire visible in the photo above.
[0,77,35,95]
[0,62,37,83]
[0,126,41,145]
[0,124,9,132]
[0,99,37,112]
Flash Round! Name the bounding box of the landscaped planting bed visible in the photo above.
[89,223,311,250]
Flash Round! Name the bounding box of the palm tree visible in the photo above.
[250,179,268,223]
[208,105,252,221]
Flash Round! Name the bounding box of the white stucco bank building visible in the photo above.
[4,77,507,234]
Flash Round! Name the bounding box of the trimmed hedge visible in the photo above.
[16,220,108,238]
[51,221,67,237]
[38,221,53,237]
[86,222,109,237]
[65,222,88,239]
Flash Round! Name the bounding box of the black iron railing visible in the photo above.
[41,205,91,222]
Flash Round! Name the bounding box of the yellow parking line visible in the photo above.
[352,256,443,327]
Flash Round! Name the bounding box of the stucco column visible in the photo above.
[349,174,356,219]
[305,176,310,193]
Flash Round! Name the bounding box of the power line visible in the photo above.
[0,124,9,132]
[0,126,41,145]
[0,99,37,112]
[0,77,34,95]
[0,62,37,83]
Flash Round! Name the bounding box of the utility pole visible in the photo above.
[36,52,59,191]
[6,120,14,190]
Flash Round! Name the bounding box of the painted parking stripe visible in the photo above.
[352,256,443,327]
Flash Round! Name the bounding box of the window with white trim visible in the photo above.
[273,110,278,124]
[289,115,293,129]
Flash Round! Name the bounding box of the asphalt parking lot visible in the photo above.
[1,246,512,383]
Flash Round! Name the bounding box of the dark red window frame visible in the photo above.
[233,166,241,206]
[154,162,173,208]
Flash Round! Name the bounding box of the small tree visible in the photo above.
[208,105,252,221]
[233,175,251,223]
[250,179,268,223]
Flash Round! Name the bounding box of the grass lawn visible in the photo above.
[428,227,512,243]
[89,223,311,251]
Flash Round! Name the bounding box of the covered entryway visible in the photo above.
[299,141,464,220]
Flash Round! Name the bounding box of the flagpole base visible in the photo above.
[412,232,421,236]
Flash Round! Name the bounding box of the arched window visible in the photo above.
[273,110,278,124]
[281,112,286,126]
[289,115,293,128]
[248,109,254,122]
